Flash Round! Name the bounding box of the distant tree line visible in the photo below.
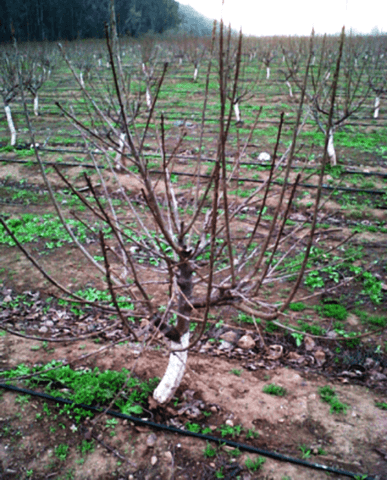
[0,0,181,43]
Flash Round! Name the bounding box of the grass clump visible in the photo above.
[288,302,307,312]
[316,303,348,321]
[245,456,266,471]
[203,442,217,458]
[262,384,287,397]
[355,310,387,328]
[318,386,348,414]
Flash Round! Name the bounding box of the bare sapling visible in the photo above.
[367,46,387,119]
[260,47,277,80]
[288,29,373,166]
[184,35,210,82]
[22,49,54,116]
[0,49,20,145]
[3,25,358,408]
[139,34,160,109]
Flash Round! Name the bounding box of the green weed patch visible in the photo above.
[1,361,159,423]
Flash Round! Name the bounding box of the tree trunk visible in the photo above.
[193,66,198,82]
[34,94,39,116]
[115,132,126,170]
[80,72,85,88]
[286,80,293,97]
[266,67,270,79]
[153,331,190,404]
[109,0,118,60]
[327,128,337,166]
[5,104,17,146]
[234,102,241,123]
[146,85,152,109]
[153,253,193,404]
[374,96,380,119]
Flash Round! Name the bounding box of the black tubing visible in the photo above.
[0,382,375,479]
[1,158,385,195]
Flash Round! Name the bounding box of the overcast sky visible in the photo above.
[178,0,387,36]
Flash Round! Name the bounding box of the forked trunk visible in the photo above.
[374,96,380,119]
[4,104,16,146]
[327,128,337,166]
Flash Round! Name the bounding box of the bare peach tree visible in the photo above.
[285,30,373,166]
[1,27,348,405]
[0,48,20,145]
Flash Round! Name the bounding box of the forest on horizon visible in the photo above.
[0,0,216,43]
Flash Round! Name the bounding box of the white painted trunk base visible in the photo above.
[374,96,380,119]
[80,72,85,88]
[5,105,16,146]
[328,129,337,166]
[153,331,190,404]
[34,95,39,116]
[146,87,152,109]
[234,102,241,123]
[115,132,126,170]
[286,81,293,97]
[266,67,270,79]
[193,67,198,82]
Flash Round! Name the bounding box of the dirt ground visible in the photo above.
[1,64,387,479]
[0,285,387,480]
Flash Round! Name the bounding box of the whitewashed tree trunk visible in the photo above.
[193,66,198,82]
[80,72,85,88]
[154,253,193,404]
[146,85,152,109]
[5,104,17,146]
[374,96,380,119]
[234,102,241,123]
[98,59,102,67]
[34,95,39,116]
[179,57,183,65]
[286,81,293,97]
[153,331,190,404]
[115,132,126,170]
[266,67,270,79]
[327,128,337,166]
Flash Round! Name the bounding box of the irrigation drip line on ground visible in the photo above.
[1,158,386,197]
[3,153,387,178]
[0,382,376,480]
[7,105,387,130]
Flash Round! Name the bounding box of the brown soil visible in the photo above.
[1,56,387,480]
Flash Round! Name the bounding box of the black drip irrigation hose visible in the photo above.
[0,382,375,480]
[1,158,386,196]
[3,149,387,178]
